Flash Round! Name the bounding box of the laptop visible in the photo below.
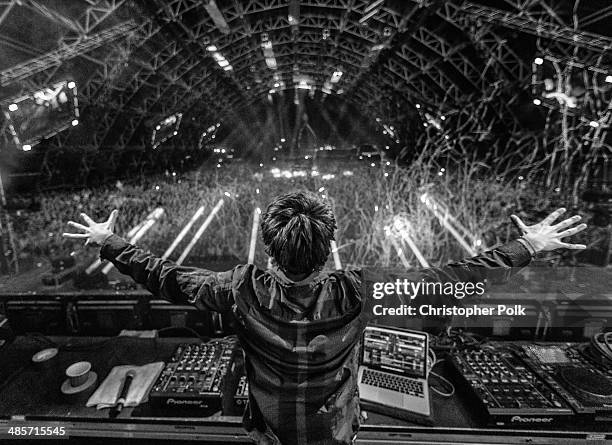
[358,325,431,418]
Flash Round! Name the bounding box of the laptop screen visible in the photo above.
[361,326,428,379]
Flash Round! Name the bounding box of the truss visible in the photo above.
[0,0,609,195]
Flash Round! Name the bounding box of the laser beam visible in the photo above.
[162,206,205,260]
[177,199,225,265]
[248,207,261,264]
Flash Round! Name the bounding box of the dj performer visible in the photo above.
[63,192,587,445]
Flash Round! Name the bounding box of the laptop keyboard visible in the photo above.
[361,368,425,398]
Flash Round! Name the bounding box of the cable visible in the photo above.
[157,326,210,342]
[426,349,455,397]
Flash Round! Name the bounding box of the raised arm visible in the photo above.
[425,207,587,284]
[63,210,236,312]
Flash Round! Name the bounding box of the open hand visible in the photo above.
[63,210,118,246]
[510,208,587,252]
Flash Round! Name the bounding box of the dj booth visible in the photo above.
[0,334,610,444]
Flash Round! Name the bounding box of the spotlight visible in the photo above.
[22,144,32,151]
[71,119,79,126]
[206,45,218,52]
[589,121,599,128]
[8,103,18,112]
[68,81,76,89]
[533,98,541,105]
[415,104,421,109]
[606,75,612,83]
[534,57,544,65]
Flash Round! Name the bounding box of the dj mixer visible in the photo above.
[149,336,241,415]
[450,342,612,427]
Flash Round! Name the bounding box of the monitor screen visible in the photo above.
[362,326,428,379]
[151,112,182,149]
[3,80,79,149]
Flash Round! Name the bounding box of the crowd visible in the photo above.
[9,161,607,275]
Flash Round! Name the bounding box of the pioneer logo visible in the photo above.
[166,399,204,406]
[510,416,553,423]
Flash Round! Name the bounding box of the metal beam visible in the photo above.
[458,1,612,53]
[0,20,138,86]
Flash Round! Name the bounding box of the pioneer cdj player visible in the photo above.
[519,343,612,419]
[149,336,241,416]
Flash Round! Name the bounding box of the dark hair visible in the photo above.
[260,191,336,274]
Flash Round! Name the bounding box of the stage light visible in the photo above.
[217,164,221,168]
[555,187,560,192]
[371,163,375,167]
[415,104,421,109]
[384,172,389,177]
[155,185,160,190]
[259,163,263,167]
[331,70,343,83]
[206,45,218,52]
[518,176,524,180]
[440,116,445,120]
[343,170,353,176]
[444,135,450,140]
[67,81,76,89]
[385,161,390,166]
[533,98,541,105]
[8,103,17,111]
[589,121,600,128]
[441,168,445,172]
[224,192,231,197]
[606,75,612,83]
[374,205,379,212]
[22,144,31,151]
[172,172,176,176]
[218,59,229,67]
[223,65,233,71]
[71,119,78,126]
[318,187,325,192]
[534,57,544,65]
[280,138,286,142]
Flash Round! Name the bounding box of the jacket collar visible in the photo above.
[269,265,322,286]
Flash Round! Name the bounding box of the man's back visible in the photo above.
[231,265,366,445]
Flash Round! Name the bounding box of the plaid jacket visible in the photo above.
[100,235,531,444]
